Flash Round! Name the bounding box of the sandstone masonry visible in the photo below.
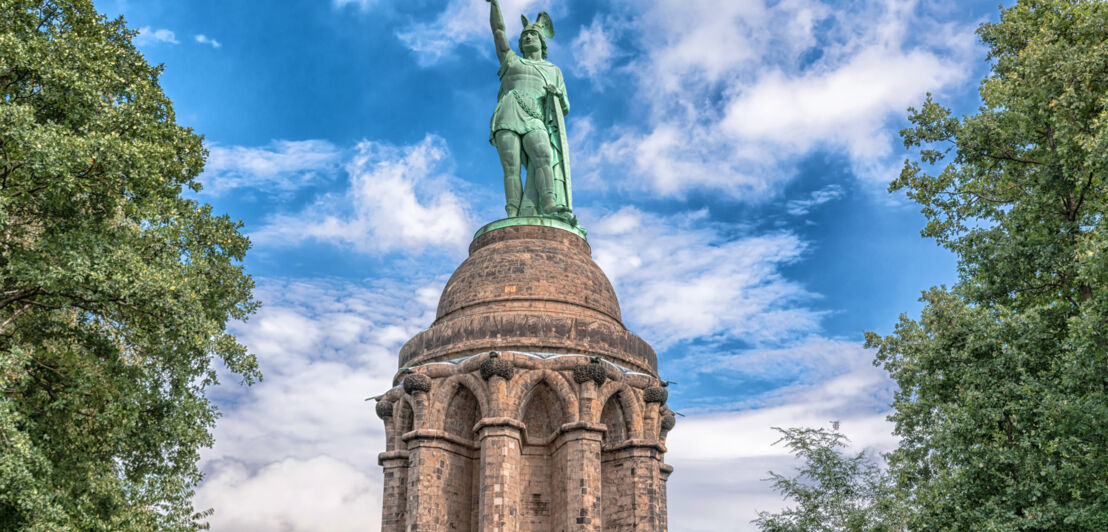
[375,224,674,531]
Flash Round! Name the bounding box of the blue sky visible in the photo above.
[103,0,1003,529]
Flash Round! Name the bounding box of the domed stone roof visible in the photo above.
[398,223,657,374]
[435,224,622,325]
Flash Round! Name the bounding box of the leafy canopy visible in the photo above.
[866,0,1108,529]
[0,1,258,530]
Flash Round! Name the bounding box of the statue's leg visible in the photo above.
[521,129,561,214]
[494,130,523,217]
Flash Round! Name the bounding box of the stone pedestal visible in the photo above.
[373,223,675,531]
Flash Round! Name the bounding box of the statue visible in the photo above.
[487,0,574,223]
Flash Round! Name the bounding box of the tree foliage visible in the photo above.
[0,1,258,530]
[754,423,906,532]
[865,0,1108,529]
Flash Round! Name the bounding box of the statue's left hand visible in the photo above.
[545,84,561,96]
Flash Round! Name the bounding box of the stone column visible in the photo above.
[378,450,409,532]
[555,422,605,531]
[404,433,453,530]
[624,442,665,528]
[476,417,525,532]
[659,463,673,532]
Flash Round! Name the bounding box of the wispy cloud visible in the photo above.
[250,135,473,256]
[396,0,545,66]
[590,207,820,348]
[200,140,343,196]
[332,0,375,10]
[785,184,845,216]
[134,26,178,46]
[570,16,622,83]
[575,0,978,199]
[195,34,222,48]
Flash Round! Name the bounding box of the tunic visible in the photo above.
[489,50,569,143]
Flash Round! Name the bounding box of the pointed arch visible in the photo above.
[510,369,578,423]
[428,373,489,432]
[598,380,643,438]
[600,392,629,446]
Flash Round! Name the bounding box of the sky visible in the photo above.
[100,0,1005,529]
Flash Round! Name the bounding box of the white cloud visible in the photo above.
[785,184,845,216]
[570,17,621,82]
[196,457,378,532]
[195,278,442,530]
[201,140,343,195]
[250,135,473,256]
[332,0,374,9]
[134,26,178,46]
[396,0,546,66]
[589,207,820,347]
[195,34,222,48]
[666,339,898,531]
[576,0,978,199]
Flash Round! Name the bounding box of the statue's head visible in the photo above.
[519,12,554,59]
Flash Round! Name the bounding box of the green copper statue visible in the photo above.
[487,0,574,222]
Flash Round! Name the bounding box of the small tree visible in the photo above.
[1,1,258,530]
[754,422,904,532]
[866,0,1108,529]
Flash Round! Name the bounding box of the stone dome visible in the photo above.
[435,223,622,325]
[398,223,657,374]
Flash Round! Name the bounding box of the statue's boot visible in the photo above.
[536,169,566,214]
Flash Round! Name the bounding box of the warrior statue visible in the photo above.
[487,0,573,222]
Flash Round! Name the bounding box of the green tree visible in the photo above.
[866,0,1108,529]
[0,1,258,530]
[754,423,905,532]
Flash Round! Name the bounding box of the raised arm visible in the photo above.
[488,0,511,63]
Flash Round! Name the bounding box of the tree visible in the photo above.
[753,423,905,532]
[865,0,1108,529]
[0,1,258,530]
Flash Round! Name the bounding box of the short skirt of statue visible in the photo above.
[489,89,546,144]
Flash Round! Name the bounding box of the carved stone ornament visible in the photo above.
[479,352,515,380]
[661,413,676,432]
[644,385,668,404]
[572,358,607,385]
[403,373,432,395]
[375,400,394,419]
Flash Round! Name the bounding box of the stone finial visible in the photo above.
[572,357,607,385]
[403,373,432,394]
[644,385,668,404]
[375,399,394,419]
[479,352,514,380]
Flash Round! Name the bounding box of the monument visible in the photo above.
[372,2,675,530]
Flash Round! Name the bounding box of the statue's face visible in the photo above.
[520,30,541,53]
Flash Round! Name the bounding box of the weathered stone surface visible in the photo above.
[376,225,673,531]
[375,400,394,419]
[402,373,432,395]
[573,359,607,385]
[479,353,515,380]
[399,224,658,373]
[644,386,668,404]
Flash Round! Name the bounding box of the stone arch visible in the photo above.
[443,386,482,443]
[597,380,643,438]
[510,369,578,424]
[428,373,489,434]
[600,393,629,446]
[521,381,567,442]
